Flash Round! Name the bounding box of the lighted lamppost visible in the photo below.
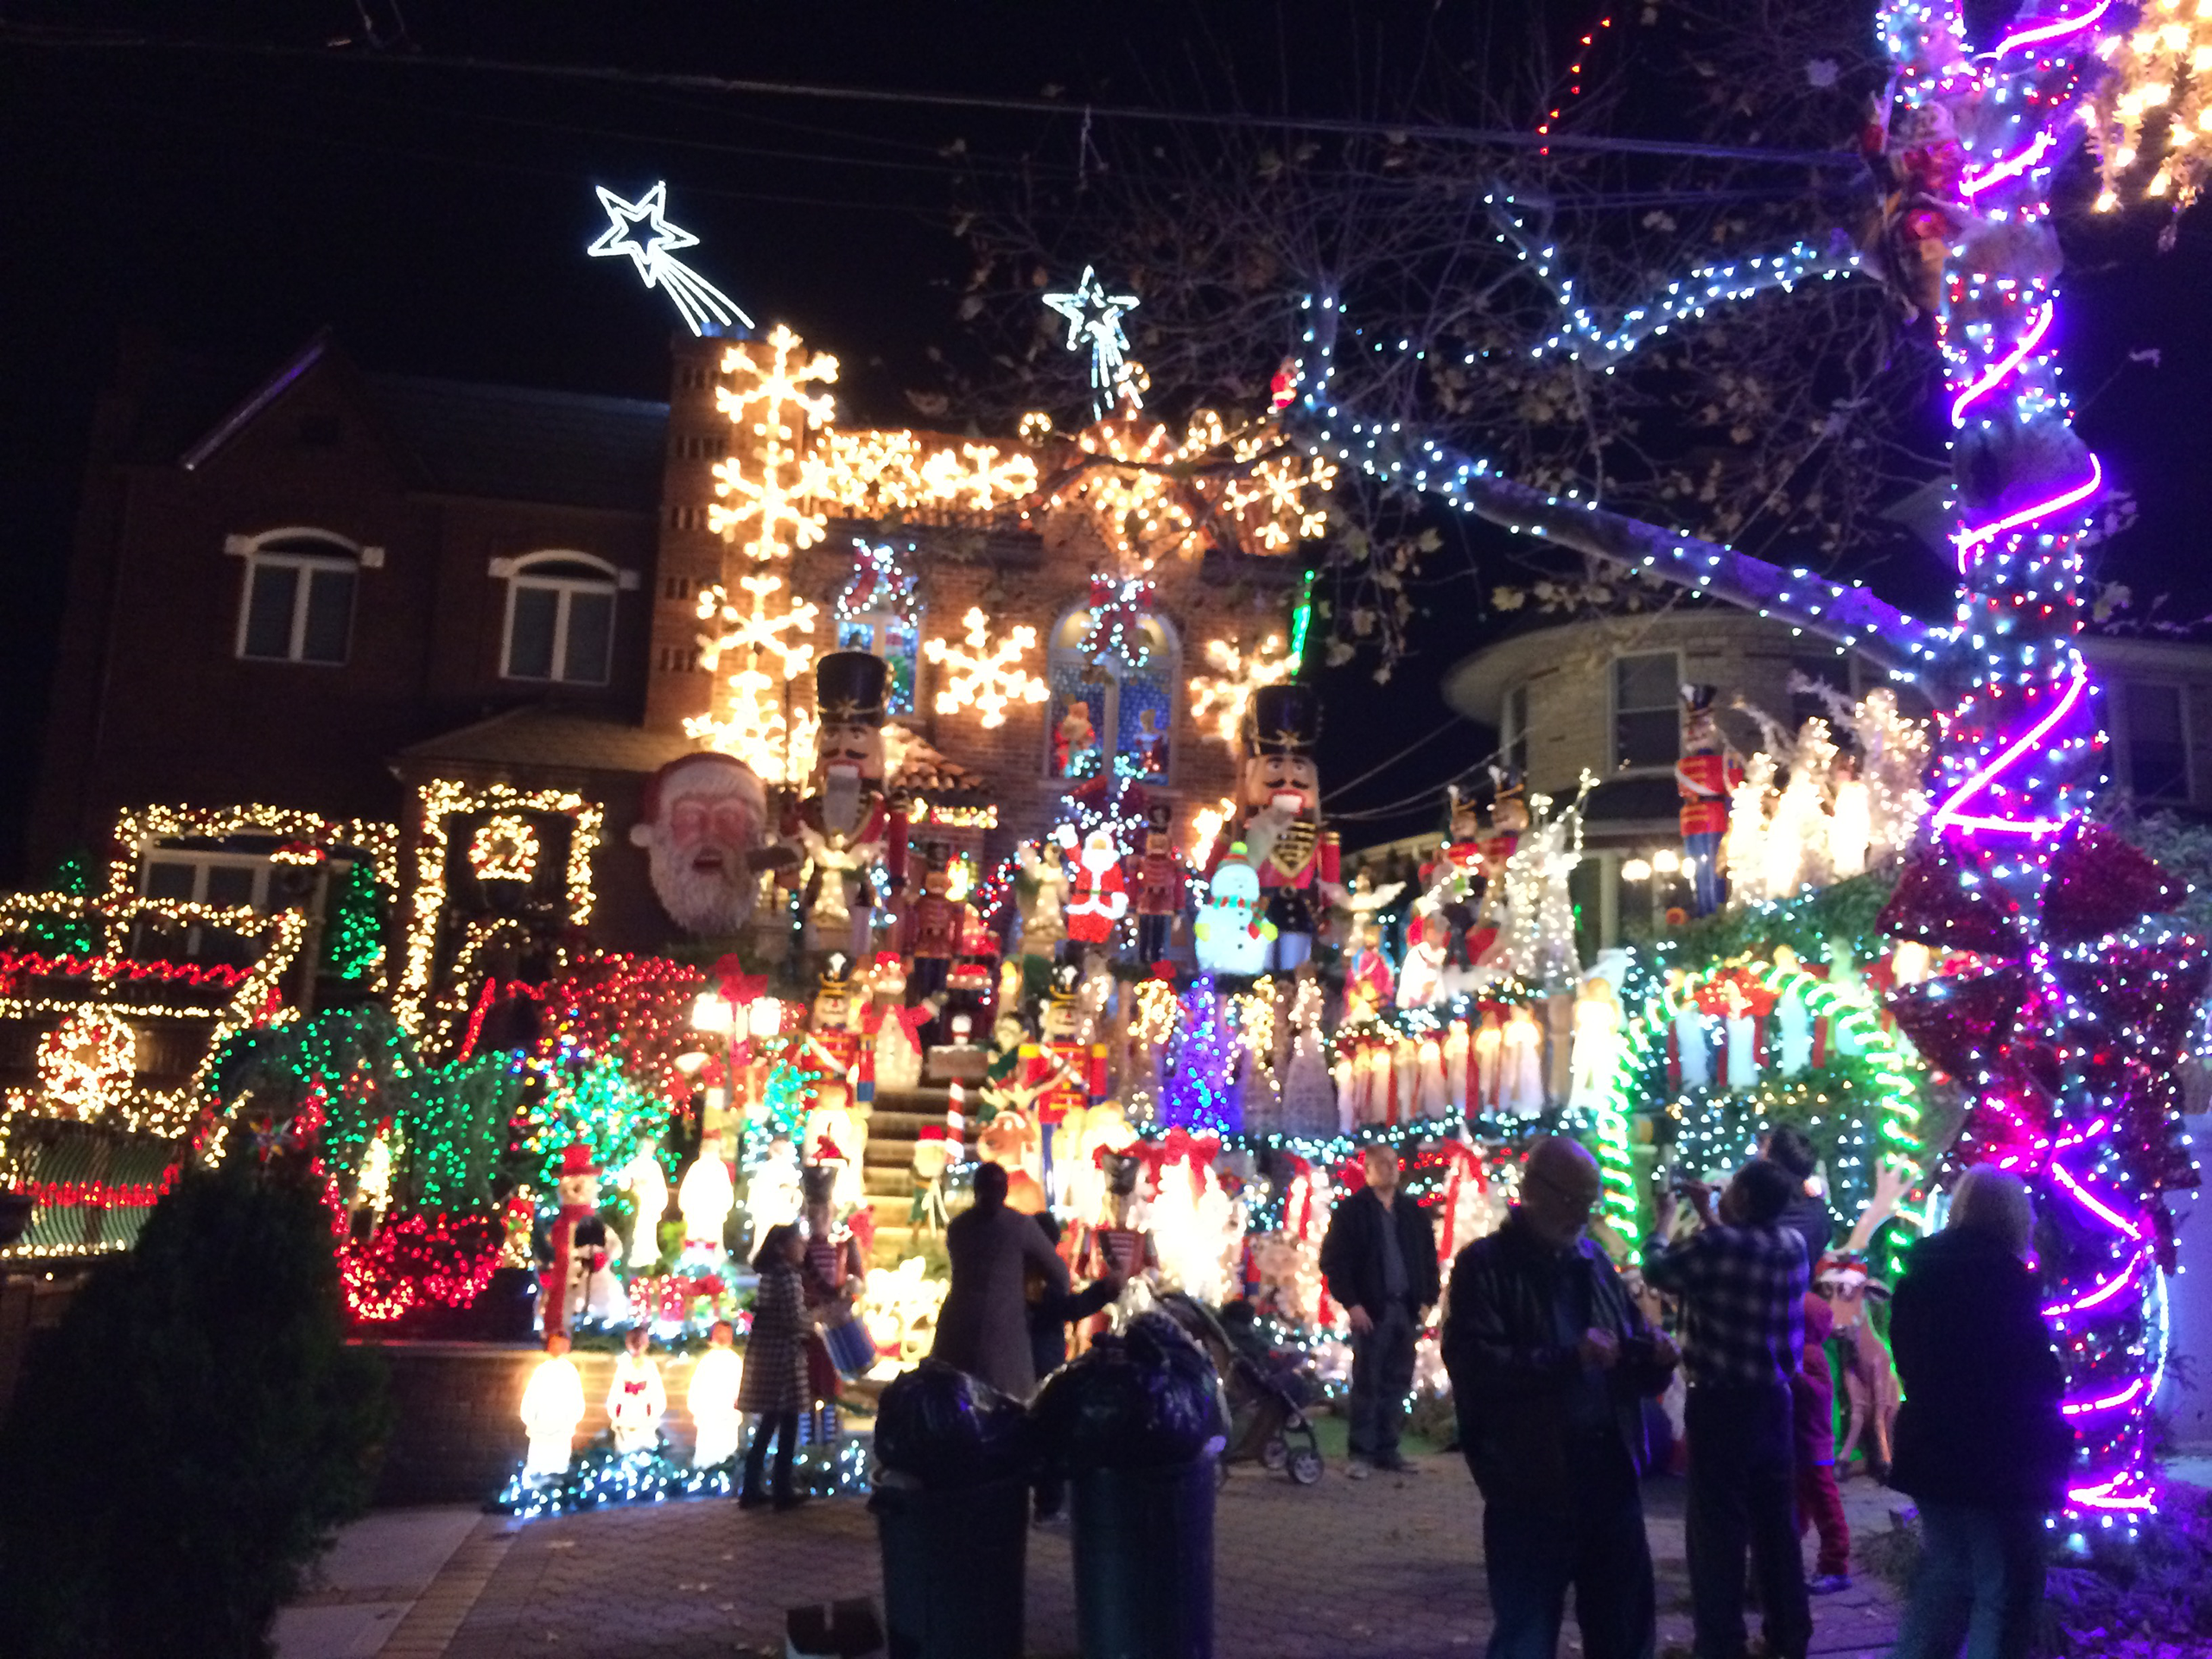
[689,983,784,1173]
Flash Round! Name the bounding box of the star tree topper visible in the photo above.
[1043,265,1142,417]
[588,181,755,339]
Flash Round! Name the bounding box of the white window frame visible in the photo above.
[138,849,276,912]
[228,529,361,666]
[497,551,620,686]
[1610,649,1684,773]
[2121,679,2193,804]
[836,609,924,715]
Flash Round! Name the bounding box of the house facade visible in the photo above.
[1421,608,2212,947]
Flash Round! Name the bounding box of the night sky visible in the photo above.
[2,2,2208,883]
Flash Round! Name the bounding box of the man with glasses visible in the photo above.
[1319,1143,1440,1478]
[1442,1136,1678,1659]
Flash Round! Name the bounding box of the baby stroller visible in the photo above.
[1155,1292,1325,1485]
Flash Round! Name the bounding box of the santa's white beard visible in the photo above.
[820,770,862,836]
[647,842,760,936]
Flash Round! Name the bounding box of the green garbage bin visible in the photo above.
[1070,1455,1216,1659]
[872,1474,1028,1659]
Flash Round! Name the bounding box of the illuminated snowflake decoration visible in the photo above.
[1187,633,1296,745]
[688,571,821,785]
[922,608,1049,729]
[1043,265,1144,417]
[586,182,754,338]
[709,324,839,563]
[816,430,1039,517]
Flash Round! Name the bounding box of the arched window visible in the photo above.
[232,530,359,665]
[832,540,921,715]
[1045,607,1179,782]
[502,551,617,685]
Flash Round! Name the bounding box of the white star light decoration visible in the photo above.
[1043,265,1142,417]
[587,181,754,338]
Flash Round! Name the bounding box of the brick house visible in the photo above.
[29,328,1292,999]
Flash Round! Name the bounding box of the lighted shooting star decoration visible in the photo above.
[1043,265,1142,418]
[588,182,754,338]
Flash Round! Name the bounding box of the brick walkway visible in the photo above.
[411,1454,1907,1659]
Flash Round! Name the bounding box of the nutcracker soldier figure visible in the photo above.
[1213,683,1342,971]
[1132,802,1184,966]
[1462,770,1529,964]
[785,651,908,966]
[1675,684,1743,918]
[905,861,963,1001]
[1023,966,1110,1209]
[796,953,867,1091]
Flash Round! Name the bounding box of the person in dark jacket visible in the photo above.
[1761,1124,1835,1270]
[1320,1143,1440,1476]
[1890,1166,2068,1659]
[932,1161,1071,1401]
[1027,1212,1123,1522]
[1443,1135,1677,1659]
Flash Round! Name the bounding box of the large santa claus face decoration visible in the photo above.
[629,753,770,937]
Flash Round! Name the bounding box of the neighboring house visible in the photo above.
[1417,609,2212,949]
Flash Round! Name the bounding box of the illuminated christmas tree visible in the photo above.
[320,862,385,982]
[1161,981,1238,1135]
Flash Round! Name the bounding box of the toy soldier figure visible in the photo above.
[1024,965,1110,1205]
[796,953,867,1091]
[785,651,907,966]
[1213,683,1342,971]
[1464,769,1529,964]
[1676,683,1742,917]
[1132,801,1185,966]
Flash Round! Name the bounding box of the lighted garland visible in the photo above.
[497,1433,870,1521]
[34,1010,138,1120]
[102,803,400,900]
[1589,958,1925,1268]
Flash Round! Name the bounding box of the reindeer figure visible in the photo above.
[1816,1165,1911,1482]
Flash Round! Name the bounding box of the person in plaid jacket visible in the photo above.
[1643,1160,1811,1659]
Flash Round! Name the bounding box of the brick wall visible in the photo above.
[369,1341,725,1507]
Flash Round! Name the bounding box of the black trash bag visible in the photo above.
[874,1359,1030,1489]
[1034,1311,1231,1472]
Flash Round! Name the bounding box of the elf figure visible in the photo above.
[905,862,963,1001]
[688,1319,745,1468]
[1063,826,1132,957]
[1213,683,1342,971]
[607,1326,666,1455]
[519,1332,586,1479]
[784,651,908,965]
[1132,802,1185,965]
[803,1079,868,1217]
[1676,684,1744,918]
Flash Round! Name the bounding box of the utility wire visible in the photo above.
[0,24,1866,169]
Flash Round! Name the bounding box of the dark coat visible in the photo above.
[1029,1275,1122,1382]
[1778,1190,1835,1270]
[1888,1227,2070,1510]
[1319,1186,1440,1319]
[738,1262,810,1414]
[1441,1212,1675,1510]
[932,1200,1071,1401]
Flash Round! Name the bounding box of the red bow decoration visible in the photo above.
[1136,1129,1221,1200]
[715,961,771,1007]
[810,1135,847,1165]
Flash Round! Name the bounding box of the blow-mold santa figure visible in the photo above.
[1062,825,1131,957]
[1676,684,1742,918]
[1211,683,1342,970]
[784,651,908,964]
[630,753,792,938]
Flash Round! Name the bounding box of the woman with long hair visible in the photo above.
[738,1223,811,1510]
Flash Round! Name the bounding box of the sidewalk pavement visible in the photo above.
[283,1455,1910,1659]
